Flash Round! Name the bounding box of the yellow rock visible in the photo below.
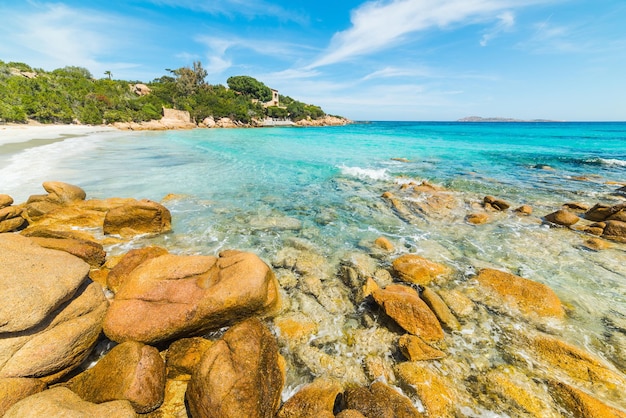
[392,254,452,285]
[395,362,456,417]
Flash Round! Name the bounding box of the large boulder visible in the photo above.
[0,281,108,383]
[103,199,171,237]
[63,341,165,413]
[392,254,451,285]
[340,381,421,417]
[0,378,47,416]
[106,246,168,292]
[103,250,280,344]
[372,284,444,342]
[27,236,106,267]
[186,318,285,418]
[474,268,565,320]
[0,234,90,333]
[3,387,135,418]
[24,182,86,219]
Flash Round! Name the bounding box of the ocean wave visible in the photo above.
[338,165,389,180]
[589,157,626,167]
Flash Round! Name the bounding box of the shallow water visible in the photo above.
[1,121,625,413]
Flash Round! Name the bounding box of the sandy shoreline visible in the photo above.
[0,123,117,146]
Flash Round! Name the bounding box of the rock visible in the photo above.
[563,202,590,211]
[372,284,444,342]
[602,220,626,243]
[201,116,216,128]
[398,334,446,361]
[420,287,461,331]
[547,380,626,418]
[341,381,421,417]
[63,341,165,413]
[514,205,533,215]
[0,378,47,416]
[437,289,475,317]
[392,254,451,285]
[0,234,90,333]
[131,83,151,96]
[607,210,626,222]
[0,281,107,383]
[186,318,285,418]
[584,203,626,222]
[28,236,106,267]
[544,209,579,226]
[166,337,214,380]
[480,366,559,418]
[484,195,511,211]
[0,216,26,232]
[615,186,626,196]
[584,223,606,236]
[374,236,394,251]
[363,354,395,382]
[0,205,23,221]
[395,362,457,417]
[103,199,172,237]
[277,378,342,418]
[3,386,135,418]
[0,194,13,208]
[336,410,366,418]
[274,314,319,344]
[474,268,565,320]
[41,181,86,204]
[106,246,169,292]
[466,212,490,224]
[103,250,280,344]
[148,378,188,418]
[581,238,611,251]
[526,332,626,398]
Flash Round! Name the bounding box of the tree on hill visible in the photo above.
[226,75,272,102]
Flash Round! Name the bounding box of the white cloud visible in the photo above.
[480,11,515,46]
[360,66,435,81]
[148,0,307,23]
[308,0,554,68]
[0,3,142,76]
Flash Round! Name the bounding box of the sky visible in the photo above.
[0,0,625,121]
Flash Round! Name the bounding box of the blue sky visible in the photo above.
[1,0,625,121]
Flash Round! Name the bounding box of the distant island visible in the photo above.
[458,116,560,122]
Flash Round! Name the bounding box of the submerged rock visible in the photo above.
[277,378,342,418]
[372,284,444,342]
[398,334,446,361]
[340,381,421,417]
[395,362,458,417]
[392,254,452,286]
[474,268,565,321]
[484,195,511,211]
[547,380,626,418]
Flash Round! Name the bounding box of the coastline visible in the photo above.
[0,123,117,147]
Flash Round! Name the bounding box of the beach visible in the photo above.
[1,122,625,416]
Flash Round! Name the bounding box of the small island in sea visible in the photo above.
[458,116,561,122]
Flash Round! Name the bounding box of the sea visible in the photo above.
[1,121,625,414]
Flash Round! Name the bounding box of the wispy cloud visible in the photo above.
[308,0,554,68]
[148,0,307,23]
[360,66,435,81]
[480,11,515,46]
[0,2,143,76]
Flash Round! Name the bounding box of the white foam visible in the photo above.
[339,165,389,180]
[598,158,626,167]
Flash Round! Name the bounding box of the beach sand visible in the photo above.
[0,123,116,148]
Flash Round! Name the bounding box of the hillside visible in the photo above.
[0,60,339,126]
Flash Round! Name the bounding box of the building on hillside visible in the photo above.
[265,89,280,107]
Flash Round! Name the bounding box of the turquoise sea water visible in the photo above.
[1,121,625,412]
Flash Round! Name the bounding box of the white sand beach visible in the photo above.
[0,124,116,146]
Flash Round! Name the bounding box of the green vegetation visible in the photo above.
[0,59,328,125]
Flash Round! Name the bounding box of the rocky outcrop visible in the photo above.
[103,250,280,344]
[130,83,151,96]
[63,340,165,413]
[186,318,285,418]
[106,246,168,292]
[295,115,352,126]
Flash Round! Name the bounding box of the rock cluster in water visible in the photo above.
[1,181,625,417]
